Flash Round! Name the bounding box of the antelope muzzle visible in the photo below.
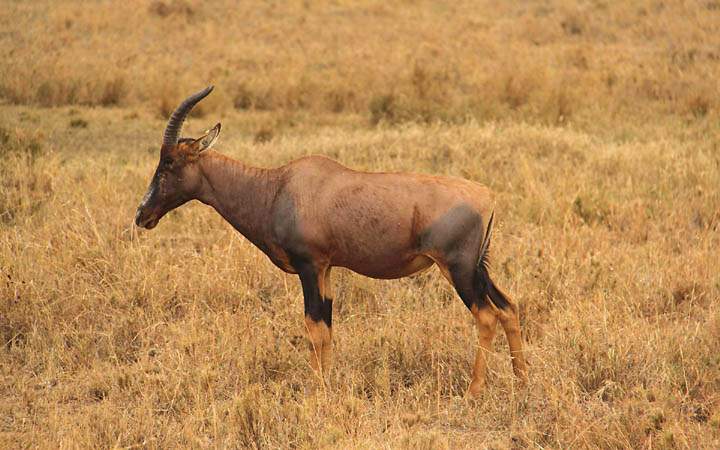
[134,182,161,229]
[134,207,160,229]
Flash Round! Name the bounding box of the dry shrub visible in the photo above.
[369,93,396,125]
[560,11,587,37]
[572,194,611,226]
[683,81,716,118]
[253,127,274,144]
[35,79,77,107]
[0,126,45,161]
[69,118,88,128]
[232,83,255,110]
[325,87,356,113]
[500,70,539,111]
[99,76,127,107]
[148,0,195,19]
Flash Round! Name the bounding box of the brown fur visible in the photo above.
[135,96,527,396]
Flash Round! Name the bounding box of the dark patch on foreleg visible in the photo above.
[306,296,333,327]
[293,255,333,374]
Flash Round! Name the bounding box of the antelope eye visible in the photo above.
[162,156,173,167]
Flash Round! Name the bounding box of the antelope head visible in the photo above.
[135,86,221,229]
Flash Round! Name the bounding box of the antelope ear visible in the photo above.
[192,123,221,154]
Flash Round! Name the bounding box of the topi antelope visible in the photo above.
[134,86,527,396]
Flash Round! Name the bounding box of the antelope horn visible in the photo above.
[162,86,214,148]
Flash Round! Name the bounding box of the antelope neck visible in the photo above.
[197,151,283,246]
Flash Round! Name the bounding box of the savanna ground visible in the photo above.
[1,0,719,448]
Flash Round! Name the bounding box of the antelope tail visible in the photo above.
[475,211,511,310]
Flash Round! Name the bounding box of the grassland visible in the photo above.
[1,0,720,448]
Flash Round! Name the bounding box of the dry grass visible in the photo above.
[2,1,720,125]
[2,105,719,448]
[1,0,720,448]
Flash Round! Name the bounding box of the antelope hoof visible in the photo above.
[512,360,529,385]
[466,379,486,398]
[515,371,529,385]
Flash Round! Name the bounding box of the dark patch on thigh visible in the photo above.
[417,203,482,256]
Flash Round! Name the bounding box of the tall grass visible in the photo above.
[1,104,719,447]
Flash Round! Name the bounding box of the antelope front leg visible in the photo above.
[297,262,333,375]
